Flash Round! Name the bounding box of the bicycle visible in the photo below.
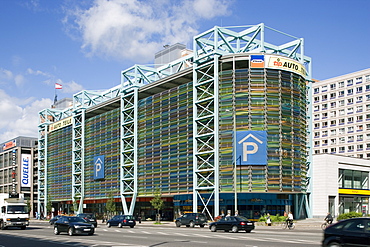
[321,221,332,230]
[281,220,295,230]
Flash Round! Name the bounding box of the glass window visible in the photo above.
[353,171,362,189]
[339,81,344,88]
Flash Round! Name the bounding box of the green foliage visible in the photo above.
[105,192,116,218]
[258,214,286,222]
[337,212,363,220]
[150,188,164,223]
[46,199,52,215]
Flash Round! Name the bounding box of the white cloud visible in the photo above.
[14,74,26,87]
[0,68,13,80]
[59,80,84,94]
[0,89,53,141]
[64,0,232,62]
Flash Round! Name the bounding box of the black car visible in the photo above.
[54,216,95,236]
[76,213,98,227]
[175,213,207,228]
[209,216,255,233]
[322,217,370,247]
[49,215,62,225]
[107,215,136,228]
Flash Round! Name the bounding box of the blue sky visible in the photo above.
[0,0,369,141]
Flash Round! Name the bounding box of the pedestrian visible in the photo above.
[266,213,271,226]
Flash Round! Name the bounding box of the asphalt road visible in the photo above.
[0,221,324,247]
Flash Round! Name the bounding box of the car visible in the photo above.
[49,215,62,225]
[53,216,95,236]
[106,215,136,228]
[322,217,370,247]
[76,213,98,227]
[175,213,207,228]
[209,216,255,233]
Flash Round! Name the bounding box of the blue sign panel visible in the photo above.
[94,155,105,180]
[235,131,267,165]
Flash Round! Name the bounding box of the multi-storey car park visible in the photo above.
[37,23,312,221]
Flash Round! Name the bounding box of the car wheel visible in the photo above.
[200,224,205,228]
[189,221,195,228]
[210,225,217,232]
[328,242,341,247]
[186,225,190,227]
[176,221,181,227]
[107,222,111,228]
[20,226,26,230]
[118,222,123,228]
[245,230,251,233]
[231,225,238,233]
[130,226,134,228]
[68,227,74,236]
[54,227,60,235]
[88,230,95,235]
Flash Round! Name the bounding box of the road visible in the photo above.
[0,221,323,247]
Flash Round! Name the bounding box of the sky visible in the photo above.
[0,0,369,142]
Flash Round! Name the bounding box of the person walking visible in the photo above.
[266,213,271,226]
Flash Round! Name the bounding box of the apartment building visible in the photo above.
[310,68,370,218]
[312,68,370,158]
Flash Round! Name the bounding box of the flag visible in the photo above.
[55,83,62,89]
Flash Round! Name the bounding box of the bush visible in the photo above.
[258,214,286,222]
[337,212,363,220]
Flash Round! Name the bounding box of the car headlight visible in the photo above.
[74,225,82,228]
[91,225,95,228]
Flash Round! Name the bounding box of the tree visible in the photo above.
[150,188,164,223]
[46,199,52,218]
[105,192,116,220]
[71,196,79,214]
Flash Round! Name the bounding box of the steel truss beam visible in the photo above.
[193,26,221,219]
[120,86,139,215]
[72,109,85,213]
[38,108,73,218]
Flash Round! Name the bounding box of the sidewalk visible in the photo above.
[30,218,326,229]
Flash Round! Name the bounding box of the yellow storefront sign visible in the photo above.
[338,188,370,196]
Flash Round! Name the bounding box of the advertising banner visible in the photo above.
[265,55,307,77]
[250,55,265,68]
[94,155,105,180]
[21,154,31,187]
[49,116,73,132]
[235,131,267,165]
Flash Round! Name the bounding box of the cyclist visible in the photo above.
[287,211,294,227]
[324,212,333,225]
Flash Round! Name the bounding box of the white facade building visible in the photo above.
[311,154,370,218]
[310,68,370,218]
[312,68,370,158]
